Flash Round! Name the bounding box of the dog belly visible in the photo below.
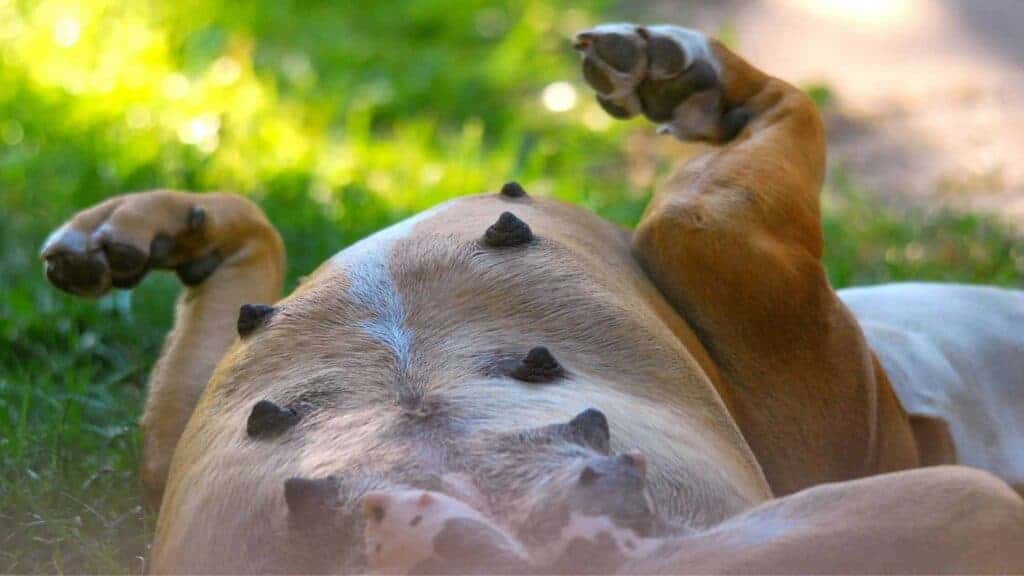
[153,194,772,572]
[453,377,768,524]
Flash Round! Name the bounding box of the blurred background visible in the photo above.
[1,0,1021,572]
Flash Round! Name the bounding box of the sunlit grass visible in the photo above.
[0,0,624,203]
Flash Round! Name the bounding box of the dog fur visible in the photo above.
[41,24,1024,573]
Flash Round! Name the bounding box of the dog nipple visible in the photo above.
[510,346,564,383]
[237,303,276,337]
[246,399,301,438]
[284,476,340,523]
[499,181,528,198]
[568,408,611,454]
[484,212,534,247]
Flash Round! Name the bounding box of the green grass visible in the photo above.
[1,1,1022,573]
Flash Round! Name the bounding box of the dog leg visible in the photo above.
[633,466,1024,574]
[41,190,285,508]
[576,24,919,494]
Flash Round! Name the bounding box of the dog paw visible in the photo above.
[41,191,219,297]
[575,24,748,142]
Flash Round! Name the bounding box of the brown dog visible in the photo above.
[41,24,1024,573]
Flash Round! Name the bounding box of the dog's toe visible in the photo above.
[575,24,648,117]
[42,228,111,297]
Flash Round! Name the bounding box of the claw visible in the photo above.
[572,33,593,51]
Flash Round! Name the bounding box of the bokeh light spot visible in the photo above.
[53,17,80,47]
[125,107,152,130]
[542,81,578,112]
[162,73,190,99]
[177,113,220,153]
[211,57,241,85]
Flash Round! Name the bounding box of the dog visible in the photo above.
[40,23,1024,573]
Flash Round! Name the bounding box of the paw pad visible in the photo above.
[576,23,739,142]
[574,25,648,100]
[176,251,223,286]
[644,33,687,79]
[637,59,717,122]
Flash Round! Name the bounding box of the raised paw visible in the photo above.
[575,24,750,142]
[40,191,223,297]
[362,489,530,574]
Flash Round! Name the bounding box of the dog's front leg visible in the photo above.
[41,190,285,509]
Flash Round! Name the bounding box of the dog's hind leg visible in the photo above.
[575,25,919,495]
[41,190,285,508]
[633,466,1024,573]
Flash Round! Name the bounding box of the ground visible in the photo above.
[649,0,1024,229]
[0,1,1021,573]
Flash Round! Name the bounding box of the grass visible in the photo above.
[1,1,1022,573]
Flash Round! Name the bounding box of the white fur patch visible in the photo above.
[841,283,1024,486]
[364,489,526,573]
[588,22,641,37]
[364,490,446,573]
[532,511,661,565]
[330,200,454,370]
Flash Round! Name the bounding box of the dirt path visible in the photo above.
[638,0,1024,229]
